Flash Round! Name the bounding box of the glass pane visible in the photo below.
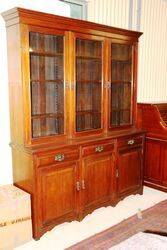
[29,32,64,138]
[76,39,102,132]
[111,83,131,126]
[30,55,63,81]
[29,32,63,54]
[110,43,132,126]
[32,117,64,138]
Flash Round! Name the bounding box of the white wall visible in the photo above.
[138,0,167,102]
[0,0,70,185]
[87,0,167,102]
[87,0,130,28]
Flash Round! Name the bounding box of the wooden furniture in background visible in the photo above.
[2,8,144,239]
[138,103,167,192]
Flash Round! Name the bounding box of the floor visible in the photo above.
[16,187,167,250]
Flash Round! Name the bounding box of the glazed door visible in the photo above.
[38,162,78,227]
[71,33,105,136]
[82,153,114,215]
[117,146,142,196]
[108,40,135,128]
[29,27,67,140]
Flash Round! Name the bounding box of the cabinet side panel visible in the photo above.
[145,139,161,184]
[12,148,34,194]
[7,24,24,145]
[161,143,167,186]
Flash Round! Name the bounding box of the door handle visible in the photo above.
[55,154,65,161]
[127,139,135,145]
[95,146,104,152]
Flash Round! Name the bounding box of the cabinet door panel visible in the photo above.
[82,154,114,213]
[39,162,78,226]
[145,140,161,183]
[118,147,142,195]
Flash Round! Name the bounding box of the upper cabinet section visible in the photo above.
[110,42,133,128]
[75,37,103,133]
[2,8,142,145]
[29,31,65,138]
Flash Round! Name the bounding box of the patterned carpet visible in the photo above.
[67,199,167,250]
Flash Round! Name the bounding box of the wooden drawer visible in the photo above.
[82,142,114,157]
[37,149,79,167]
[117,136,143,148]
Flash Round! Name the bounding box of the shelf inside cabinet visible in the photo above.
[111,59,131,64]
[111,81,131,84]
[30,50,63,58]
[31,79,63,84]
[31,113,64,119]
[111,108,130,111]
[76,55,101,61]
[76,110,101,115]
[76,80,101,84]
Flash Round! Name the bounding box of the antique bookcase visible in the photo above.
[2,8,145,239]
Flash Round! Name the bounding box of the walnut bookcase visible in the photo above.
[2,8,145,239]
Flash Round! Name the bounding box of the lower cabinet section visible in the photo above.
[117,146,143,197]
[19,133,144,239]
[144,138,167,191]
[38,162,78,230]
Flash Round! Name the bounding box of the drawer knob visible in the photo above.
[127,139,135,145]
[55,154,65,161]
[95,146,104,152]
